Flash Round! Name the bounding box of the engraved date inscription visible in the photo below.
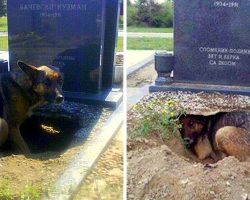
[214,1,239,8]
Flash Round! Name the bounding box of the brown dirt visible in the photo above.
[127,92,250,200]
[0,145,84,198]
[73,129,123,200]
[0,104,112,199]
[127,138,250,200]
[127,64,157,88]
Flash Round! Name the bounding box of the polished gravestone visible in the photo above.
[7,0,122,106]
[150,0,250,95]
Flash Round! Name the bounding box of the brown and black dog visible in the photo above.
[180,112,250,161]
[0,61,64,154]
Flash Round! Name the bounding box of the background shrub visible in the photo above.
[127,0,173,28]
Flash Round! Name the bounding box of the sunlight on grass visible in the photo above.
[116,37,123,52]
[0,17,7,32]
[0,36,8,51]
[127,38,173,51]
[127,26,173,33]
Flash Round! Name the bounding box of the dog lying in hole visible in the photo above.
[0,61,64,154]
[180,112,250,161]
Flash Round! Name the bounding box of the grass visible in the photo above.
[116,37,123,52]
[0,179,54,200]
[0,17,7,32]
[0,36,8,50]
[130,100,184,141]
[20,185,41,200]
[127,38,173,51]
[0,181,12,200]
[127,26,173,33]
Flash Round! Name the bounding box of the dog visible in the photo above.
[180,113,250,161]
[0,61,64,154]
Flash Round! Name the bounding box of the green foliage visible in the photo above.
[127,0,173,28]
[0,0,6,17]
[161,1,173,27]
[0,181,12,200]
[127,4,138,26]
[131,99,186,141]
[119,16,123,29]
[20,185,41,200]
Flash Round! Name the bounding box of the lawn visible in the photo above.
[127,38,173,51]
[0,17,7,32]
[0,36,8,50]
[127,26,173,33]
[116,37,123,52]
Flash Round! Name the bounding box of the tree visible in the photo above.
[0,0,6,17]
[127,4,138,26]
[135,0,172,27]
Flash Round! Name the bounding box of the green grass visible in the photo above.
[0,36,8,50]
[127,26,173,33]
[0,17,7,32]
[116,37,123,52]
[0,179,54,200]
[127,38,173,51]
[20,185,41,200]
[0,181,12,200]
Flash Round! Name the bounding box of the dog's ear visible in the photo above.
[17,61,44,79]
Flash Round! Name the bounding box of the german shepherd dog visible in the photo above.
[0,61,64,154]
[180,113,250,161]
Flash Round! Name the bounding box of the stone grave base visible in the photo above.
[64,89,123,109]
[149,82,250,96]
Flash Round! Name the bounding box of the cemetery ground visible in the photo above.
[127,92,250,200]
[0,17,7,32]
[73,128,123,200]
[127,63,156,88]
[127,66,250,200]
[0,101,123,199]
[127,38,172,50]
[127,26,173,50]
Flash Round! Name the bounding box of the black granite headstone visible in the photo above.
[7,0,106,93]
[174,0,250,86]
[102,0,120,90]
[150,0,250,95]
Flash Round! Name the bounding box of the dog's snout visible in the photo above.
[55,95,64,104]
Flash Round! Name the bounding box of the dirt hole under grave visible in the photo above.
[20,114,80,153]
[1,114,80,154]
[165,111,250,164]
[2,102,107,154]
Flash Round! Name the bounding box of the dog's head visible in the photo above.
[18,61,64,104]
[179,115,208,148]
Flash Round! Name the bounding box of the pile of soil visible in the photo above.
[128,144,250,200]
[127,92,250,200]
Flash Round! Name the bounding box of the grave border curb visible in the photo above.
[43,103,124,200]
